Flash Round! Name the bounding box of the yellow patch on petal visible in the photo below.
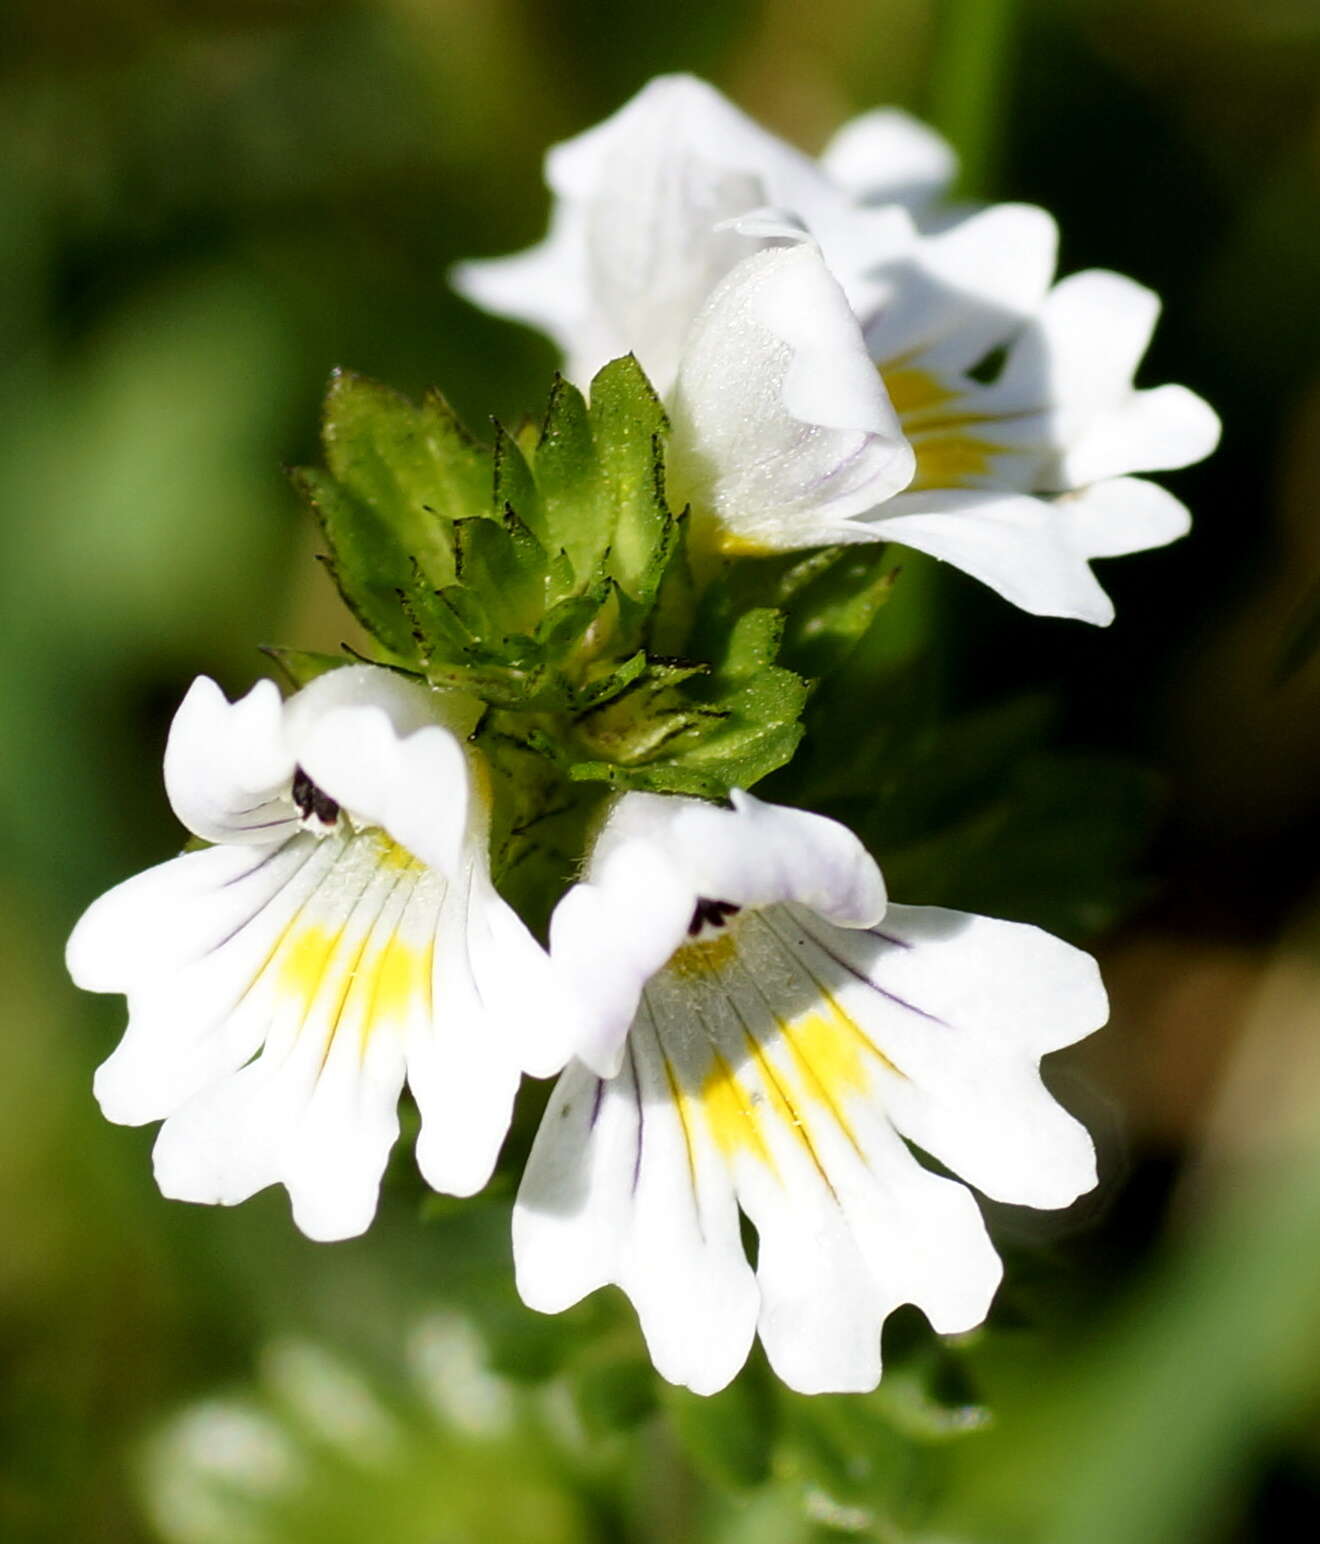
[781,999,873,1107]
[717,530,778,558]
[371,835,418,872]
[700,1048,782,1171]
[367,930,432,1025]
[908,430,995,490]
[277,922,341,1002]
[667,941,887,1179]
[276,918,430,1037]
[882,365,961,419]
[670,931,739,980]
[882,362,1011,492]
[264,830,432,1057]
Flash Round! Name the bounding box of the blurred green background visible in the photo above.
[2,0,1319,1539]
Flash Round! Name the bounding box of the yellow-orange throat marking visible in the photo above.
[669,930,740,980]
[270,833,431,1042]
[882,363,1002,492]
[685,991,884,1176]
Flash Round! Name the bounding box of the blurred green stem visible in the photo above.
[927,0,1021,196]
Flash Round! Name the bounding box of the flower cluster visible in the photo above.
[68,75,1214,1395]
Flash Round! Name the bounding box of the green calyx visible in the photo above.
[289,357,809,800]
[280,355,905,923]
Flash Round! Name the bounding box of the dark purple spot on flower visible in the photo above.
[292,766,341,829]
[688,897,741,936]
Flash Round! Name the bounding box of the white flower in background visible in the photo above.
[453,73,943,389]
[455,73,1219,624]
[66,665,572,1241]
[456,79,918,561]
[515,790,1105,1395]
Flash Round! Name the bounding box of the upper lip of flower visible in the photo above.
[549,788,889,1080]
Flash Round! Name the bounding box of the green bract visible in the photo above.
[293,358,809,778]
[282,356,910,921]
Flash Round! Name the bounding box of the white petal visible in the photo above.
[67,841,288,996]
[289,667,486,877]
[649,934,999,1391]
[620,998,784,1395]
[541,75,920,323]
[548,836,694,1079]
[457,74,825,391]
[150,831,423,1239]
[820,108,958,209]
[400,877,522,1200]
[864,203,1058,373]
[454,867,577,1080]
[870,488,1116,624]
[1055,476,1191,559]
[996,268,1160,419]
[668,240,914,553]
[163,677,299,845]
[284,664,481,743]
[979,269,1220,486]
[596,790,886,926]
[515,1059,640,1312]
[85,837,337,1123]
[1059,383,1221,488]
[558,81,772,394]
[778,903,1104,1209]
[515,1015,760,1397]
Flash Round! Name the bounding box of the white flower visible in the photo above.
[455,77,917,559]
[455,73,1219,624]
[66,664,572,1242]
[453,76,941,393]
[514,790,1104,1395]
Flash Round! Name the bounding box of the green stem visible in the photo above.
[927,0,1022,198]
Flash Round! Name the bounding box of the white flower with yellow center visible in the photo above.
[456,73,1219,624]
[66,665,572,1241]
[515,790,1105,1395]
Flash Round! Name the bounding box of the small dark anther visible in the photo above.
[292,766,341,828]
[688,897,741,936]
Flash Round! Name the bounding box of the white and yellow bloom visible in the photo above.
[455,73,1219,624]
[67,665,572,1241]
[515,791,1105,1395]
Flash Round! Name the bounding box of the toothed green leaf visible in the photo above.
[491,422,544,547]
[534,376,607,578]
[320,369,483,586]
[587,355,672,600]
[452,510,549,637]
[292,465,421,662]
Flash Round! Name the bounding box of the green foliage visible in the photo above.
[662,1363,778,1490]
[291,358,812,856]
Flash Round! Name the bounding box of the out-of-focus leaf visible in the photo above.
[662,1362,778,1491]
[1275,578,1320,683]
[572,1354,659,1439]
